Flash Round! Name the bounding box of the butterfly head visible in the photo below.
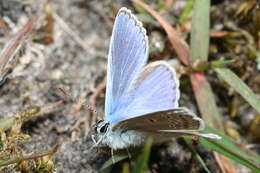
[89,120,111,151]
[93,119,110,135]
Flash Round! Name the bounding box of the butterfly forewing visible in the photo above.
[105,8,148,120]
[109,62,180,124]
[112,108,204,132]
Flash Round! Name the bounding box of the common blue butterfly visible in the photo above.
[92,7,220,151]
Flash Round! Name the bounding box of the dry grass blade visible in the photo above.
[0,17,35,74]
[214,152,237,173]
[131,0,190,65]
[190,73,223,130]
[0,144,59,167]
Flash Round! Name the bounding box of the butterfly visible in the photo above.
[92,7,221,151]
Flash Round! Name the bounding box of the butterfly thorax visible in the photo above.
[92,119,146,150]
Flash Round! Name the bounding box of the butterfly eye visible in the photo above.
[97,119,104,124]
[100,123,109,133]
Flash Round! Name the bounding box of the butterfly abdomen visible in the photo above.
[103,129,146,150]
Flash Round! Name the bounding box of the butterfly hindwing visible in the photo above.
[112,108,204,132]
[105,8,148,119]
[112,108,221,139]
[108,61,180,124]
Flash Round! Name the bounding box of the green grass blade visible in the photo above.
[194,151,212,173]
[200,125,260,172]
[190,0,210,62]
[189,0,223,130]
[133,137,153,173]
[215,67,260,113]
[100,154,128,171]
[184,137,212,173]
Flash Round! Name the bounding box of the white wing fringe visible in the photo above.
[196,133,222,139]
[159,130,222,139]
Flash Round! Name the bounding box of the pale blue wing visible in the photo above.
[105,8,148,118]
[108,61,180,124]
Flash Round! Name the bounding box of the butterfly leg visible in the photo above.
[126,148,131,159]
[91,134,97,144]
[111,148,115,163]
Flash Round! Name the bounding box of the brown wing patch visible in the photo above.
[112,108,204,132]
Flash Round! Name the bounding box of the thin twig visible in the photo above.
[0,17,35,73]
[0,100,63,132]
[0,144,59,167]
[35,100,64,117]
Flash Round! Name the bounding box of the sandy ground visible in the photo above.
[0,0,259,172]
